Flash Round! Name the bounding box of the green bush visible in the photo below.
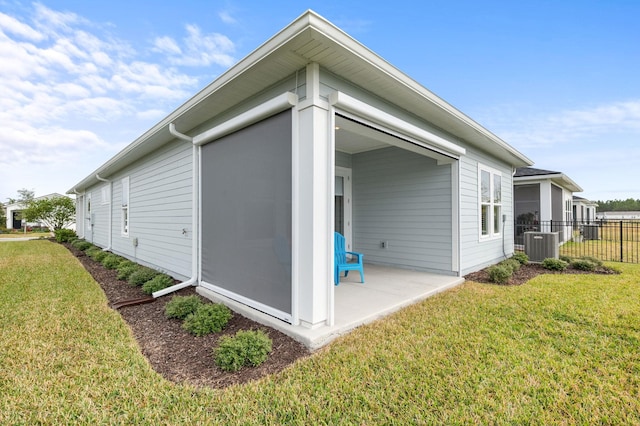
[116,263,139,281]
[142,274,174,295]
[580,256,603,267]
[511,252,529,265]
[85,246,102,259]
[96,251,110,263]
[54,228,77,243]
[501,258,521,273]
[72,240,92,251]
[182,303,232,336]
[101,254,124,270]
[487,264,512,284]
[542,258,568,271]
[559,255,573,263]
[128,267,160,287]
[571,259,597,271]
[214,330,272,372]
[165,295,203,320]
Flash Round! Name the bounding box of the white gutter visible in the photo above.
[152,125,199,298]
[95,175,112,251]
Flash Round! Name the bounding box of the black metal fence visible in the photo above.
[515,220,640,263]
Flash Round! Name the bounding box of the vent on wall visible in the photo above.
[524,232,559,262]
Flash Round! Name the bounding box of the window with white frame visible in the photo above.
[479,164,502,239]
[121,177,129,236]
[101,184,110,205]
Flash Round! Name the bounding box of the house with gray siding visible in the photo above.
[514,167,582,244]
[68,10,532,347]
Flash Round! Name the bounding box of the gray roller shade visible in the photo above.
[201,109,292,315]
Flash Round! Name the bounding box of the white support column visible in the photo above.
[294,63,332,328]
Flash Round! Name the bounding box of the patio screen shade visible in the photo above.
[200,109,292,316]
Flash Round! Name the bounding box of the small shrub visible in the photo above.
[165,295,203,320]
[559,255,573,263]
[511,252,529,265]
[214,330,272,372]
[102,254,124,269]
[183,303,232,336]
[54,228,77,243]
[128,267,160,287]
[72,240,92,251]
[571,259,597,271]
[142,274,174,295]
[91,250,109,263]
[116,263,139,281]
[487,264,512,284]
[85,246,102,259]
[580,256,603,267]
[501,258,521,273]
[542,258,568,271]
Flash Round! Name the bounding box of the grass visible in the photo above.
[1,240,640,424]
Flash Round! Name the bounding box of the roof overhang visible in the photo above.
[68,10,532,193]
[514,173,583,193]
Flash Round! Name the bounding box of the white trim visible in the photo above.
[452,161,460,275]
[335,166,352,250]
[329,91,465,158]
[291,99,300,326]
[192,92,298,146]
[200,280,293,323]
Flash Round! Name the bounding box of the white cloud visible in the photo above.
[0,3,235,199]
[164,24,235,67]
[153,36,182,55]
[482,100,640,150]
[218,11,237,24]
[0,11,45,41]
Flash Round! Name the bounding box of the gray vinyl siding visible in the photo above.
[459,147,514,275]
[85,139,193,280]
[335,151,352,168]
[352,146,453,274]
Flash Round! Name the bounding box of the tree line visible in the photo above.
[595,198,640,212]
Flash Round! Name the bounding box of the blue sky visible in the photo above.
[1,0,638,203]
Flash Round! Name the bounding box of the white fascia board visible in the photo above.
[193,92,298,146]
[514,174,582,193]
[329,91,465,158]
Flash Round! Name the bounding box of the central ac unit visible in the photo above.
[524,231,559,262]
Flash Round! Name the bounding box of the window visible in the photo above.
[479,165,502,239]
[121,177,129,236]
[101,184,110,205]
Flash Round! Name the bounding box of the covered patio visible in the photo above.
[198,264,464,349]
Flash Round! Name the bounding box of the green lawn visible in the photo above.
[1,241,639,424]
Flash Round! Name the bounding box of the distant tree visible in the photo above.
[22,196,75,231]
[0,203,6,230]
[596,198,640,212]
[6,188,35,205]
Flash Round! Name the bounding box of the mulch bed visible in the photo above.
[63,240,618,388]
[464,261,619,286]
[62,243,311,389]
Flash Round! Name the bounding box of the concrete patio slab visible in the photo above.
[197,264,464,350]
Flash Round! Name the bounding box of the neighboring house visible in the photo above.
[573,196,598,224]
[4,193,66,230]
[513,167,582,244]
[67,11,532,344]
[597,211,640,220]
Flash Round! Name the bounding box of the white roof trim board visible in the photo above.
[68,9,532,193]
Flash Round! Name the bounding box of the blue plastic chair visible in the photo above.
[334,232,364,285]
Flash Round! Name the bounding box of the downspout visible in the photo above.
[95,175,112,251]
[152,124,199,297]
